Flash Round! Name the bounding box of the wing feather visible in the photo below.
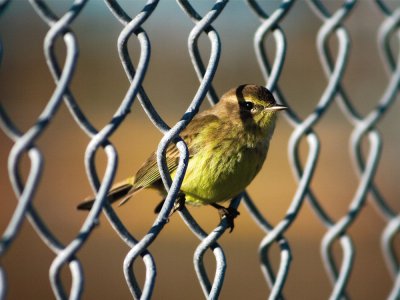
[132,113,219,191]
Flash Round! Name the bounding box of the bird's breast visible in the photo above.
[179,137,269,205]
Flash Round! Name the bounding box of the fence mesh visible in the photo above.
[0,0,399,299]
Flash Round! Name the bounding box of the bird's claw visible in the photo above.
[212,204,240,233]
[170,193,186,217]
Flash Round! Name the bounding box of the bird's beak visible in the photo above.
[264,104,287,111]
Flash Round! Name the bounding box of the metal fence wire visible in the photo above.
[0,0,399,299]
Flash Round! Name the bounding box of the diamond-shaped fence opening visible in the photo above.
[0,1,399,299]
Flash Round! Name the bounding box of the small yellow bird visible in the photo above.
[78,85,286,231]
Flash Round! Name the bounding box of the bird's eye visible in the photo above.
[240,101,254,111]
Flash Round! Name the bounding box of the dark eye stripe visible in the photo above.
[239,101,254,110]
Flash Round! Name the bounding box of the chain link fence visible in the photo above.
[1,0,399,299]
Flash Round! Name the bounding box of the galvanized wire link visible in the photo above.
[27,4,150,298]
[308,0,399,299]
[105,0,182,298]
[250,0,359,299]
[373,3,400,299]
[98,1,161,298]
[0,5,20,299]
[29,1,91,299]
[173,1,230,299]
[0,106,45,300]
[0,1,89,299]
[55,4,158,297]
[306,1,363,299]
[246,1,297,299]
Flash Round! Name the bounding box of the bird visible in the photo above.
[77,84,286,231]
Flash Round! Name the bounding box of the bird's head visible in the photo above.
[219,84,286,132]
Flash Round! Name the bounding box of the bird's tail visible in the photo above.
[77,181,135,210]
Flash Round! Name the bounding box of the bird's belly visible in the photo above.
[176,144,267,206]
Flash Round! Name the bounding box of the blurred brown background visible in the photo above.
[1,1,399,299]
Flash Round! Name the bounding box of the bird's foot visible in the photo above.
[211,203,240,233]
[170,193,186,216]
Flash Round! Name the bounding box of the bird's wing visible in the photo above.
[77,114,220,209]
[132,113,219,191]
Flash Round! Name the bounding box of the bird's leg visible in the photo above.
[154,199,165,214]
[210,203,240,233]
[154,193,186,217]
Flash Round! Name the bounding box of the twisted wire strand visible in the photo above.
[306,1,369,299]
[29,1,100,299]
[180,194,240,299]
[0,5,27,299]
[29,2,156,298]
[30,0,160,298]
[250,0,357,299]
[104,1,184,298]
[104,0,170,132]
[0,106,45,300]
[37,5,155,293]
[0,107,85,300]
[246,2,323,299]
[373,4,400,299]
[0,1,89,299]
[99,1,162,298]
[176,0,224,106]
[310,1,400,299]
[3,1,90,299]
[312,0,398,229]
[304,0,355,225]
[246,2,295,299]
[169,1,235,299]
[249,0,293,92]
[247,1,294,298]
